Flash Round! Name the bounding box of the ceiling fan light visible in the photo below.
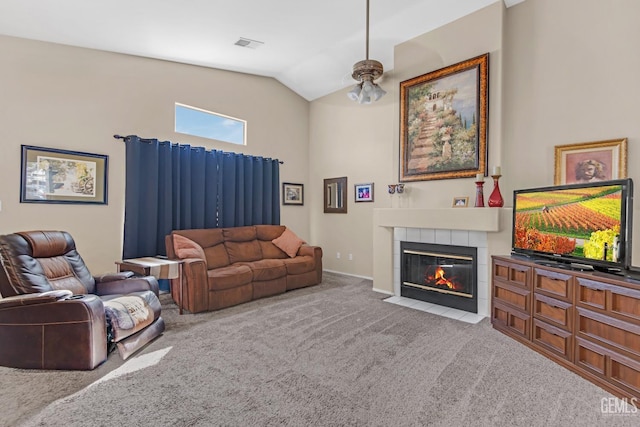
[347,84,362,101]
[372,84,386,101]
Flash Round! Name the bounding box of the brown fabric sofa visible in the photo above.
[165,225,322,313]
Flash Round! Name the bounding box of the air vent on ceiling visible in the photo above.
[234,37,264,49]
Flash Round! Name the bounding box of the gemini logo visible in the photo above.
[601,397,638,415]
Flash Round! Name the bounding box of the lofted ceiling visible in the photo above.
[0,0,525,101]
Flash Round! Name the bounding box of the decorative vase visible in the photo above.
[488,175,504,207]
[475,181,485,207]
[388,184,397,194]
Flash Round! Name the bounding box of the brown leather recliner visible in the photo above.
[0,230,165,370]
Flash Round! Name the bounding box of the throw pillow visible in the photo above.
[173,234,206,260]
[272,228,305,258]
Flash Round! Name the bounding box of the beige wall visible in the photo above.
[310,2,504,277]
[502,0,640,265]
[311,0,640,276]
[0,35,310,275]
[3,0,640,281]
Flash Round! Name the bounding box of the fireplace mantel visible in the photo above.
[373,208,502,232]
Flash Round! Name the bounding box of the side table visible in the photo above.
[116,257,185,314]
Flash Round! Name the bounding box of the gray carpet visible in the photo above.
[1,272,637,426]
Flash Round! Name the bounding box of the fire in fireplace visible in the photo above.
[401,241,477,313]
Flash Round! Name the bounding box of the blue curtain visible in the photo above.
[122,135,280,259]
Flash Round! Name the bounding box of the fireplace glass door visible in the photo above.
[401,242,477,313]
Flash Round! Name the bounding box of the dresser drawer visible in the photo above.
[576,277,640,323]
[533,293,572,330]
[492,300,531,340]
[576,307,640,358]
[493,280,530,313]
[493,258,530,289]
[533,268,573,301]
[576,337,640,397]
[533,318,572,361]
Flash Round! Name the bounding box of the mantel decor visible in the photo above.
[554,138,627,185]
[400,53,489,182]
[20,145,108,204]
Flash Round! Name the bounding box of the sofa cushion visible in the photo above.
[255,225,286,240]
[203,244,231,269]
[223,226,257,242]
[207,265,253,291]
[173,235,206,260]
[272,228,305,258]
[238,259,286,281]
[225,240,262,264]
[282,255,316,275]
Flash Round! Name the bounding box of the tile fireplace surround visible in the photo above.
[372,208,513,318]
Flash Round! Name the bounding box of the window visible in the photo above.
[175,103,246,145]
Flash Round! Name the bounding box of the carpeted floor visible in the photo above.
[1,272,638,426]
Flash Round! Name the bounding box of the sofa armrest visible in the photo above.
[298,244,322,258]
[94,276,160,297]
[180,258,209,313]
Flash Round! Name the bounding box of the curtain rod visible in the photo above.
[113,134,284,164]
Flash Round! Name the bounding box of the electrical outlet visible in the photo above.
[336,252,341,259]
[348,253,353,261]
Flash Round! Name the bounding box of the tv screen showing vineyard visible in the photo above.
[512,179,633,269]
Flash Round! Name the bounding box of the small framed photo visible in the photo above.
[554,138,627,185]
[355,183,374,202]
[452,196,469,207]
[282,182,304,205]
[20,145,108,204]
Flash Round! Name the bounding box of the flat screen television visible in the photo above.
[511,178,633,272]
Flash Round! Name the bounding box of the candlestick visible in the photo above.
[488,174,504,207]
[475,180,485,207]
[492,166,501,176]
[476,173,484,182]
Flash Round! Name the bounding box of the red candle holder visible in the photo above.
[488,175,504,207]
[475,181,485,207]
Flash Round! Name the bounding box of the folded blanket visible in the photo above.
[103,296,153,340]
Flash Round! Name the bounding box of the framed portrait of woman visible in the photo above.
[554,138,627,185]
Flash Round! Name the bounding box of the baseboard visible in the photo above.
[372,287,394,296]
[322,269,373,281]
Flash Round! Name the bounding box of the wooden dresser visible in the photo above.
[491,255,640,400]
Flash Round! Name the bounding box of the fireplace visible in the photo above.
[401,241,477,313]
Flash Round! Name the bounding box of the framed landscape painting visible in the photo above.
[554,138,627,185]
[400,53,489,182]
[20,145,108,204]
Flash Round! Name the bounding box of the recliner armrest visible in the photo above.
[95,271,135,282]
[0,290,72,309]
[95,276,160,297]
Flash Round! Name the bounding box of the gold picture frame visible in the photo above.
[554,138,627,185]
[400,53,489,182]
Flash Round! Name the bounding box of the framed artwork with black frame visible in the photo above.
[282,182,304,205]
[20,145,108,204]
